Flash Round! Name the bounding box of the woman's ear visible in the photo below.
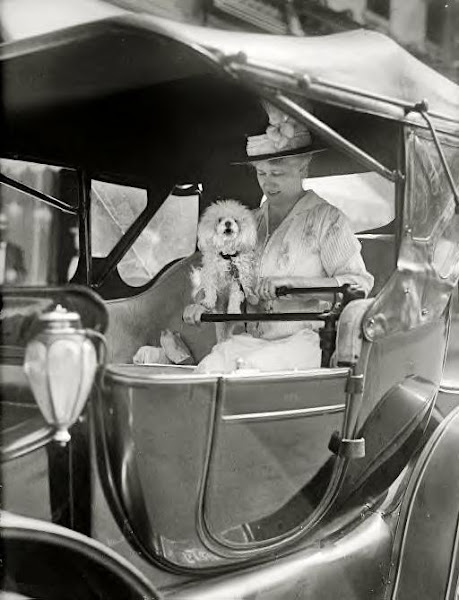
[299,155,312,176]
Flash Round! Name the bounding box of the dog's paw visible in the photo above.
[245,292,259,306]
[183,303,207,325]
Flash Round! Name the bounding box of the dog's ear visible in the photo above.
[197,209,216,252]
[197,223,213,252]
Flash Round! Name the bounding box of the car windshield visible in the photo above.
[91,180,199,287]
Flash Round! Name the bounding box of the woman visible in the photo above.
[184,104,373,372]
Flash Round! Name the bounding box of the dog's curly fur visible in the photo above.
[192,200,257,339]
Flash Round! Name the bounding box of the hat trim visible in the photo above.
[232,144,326,165]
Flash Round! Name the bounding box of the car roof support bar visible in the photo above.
[269,92,400,183]
[77,170,92,286]
[0,172,78,215]
[93,183,171,289]
[409,100,459,214]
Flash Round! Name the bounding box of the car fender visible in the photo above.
[389,404,459,600]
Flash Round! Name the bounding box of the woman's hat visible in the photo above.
[236,102,325,164]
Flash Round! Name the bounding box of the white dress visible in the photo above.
[196,191,374,373]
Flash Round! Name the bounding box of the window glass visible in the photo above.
[91,180,148,258]
[91,180,199,287]
[406,128,459,283]
[0,159,75,285]
[407,130,459,242]
[367,0,390,19]
[118,192,199,287]
[306,171,395,233]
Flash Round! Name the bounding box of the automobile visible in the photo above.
[1,1,459,598]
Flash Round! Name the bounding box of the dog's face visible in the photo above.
[198,200,257,255]
[215,215,240,241]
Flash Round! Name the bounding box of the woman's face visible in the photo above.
[254,156,309,206]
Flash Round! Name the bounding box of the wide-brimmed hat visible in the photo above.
[235,102,325,164]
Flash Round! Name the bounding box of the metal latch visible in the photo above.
[345,374,364,395]
[328,430,366,459]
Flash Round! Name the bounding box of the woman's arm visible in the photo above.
[255,276,339,301]
[320,208,374,296]
[331,253,374,296]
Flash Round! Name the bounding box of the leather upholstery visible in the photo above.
[105,253,217,364]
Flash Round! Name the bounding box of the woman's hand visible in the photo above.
[255,277,292,301]
[183,303,207,326]
[254,276,340,301]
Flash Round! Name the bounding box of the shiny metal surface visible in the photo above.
[1,511,161,600]
[221,403,345,423]
[95,365,356,567]
[166,509,394,599]
[200,369,350,551]
[364,128,459,342]
[95,290,452,568]
[389,406,459,600]
[0,364,53,462]
[24,305,101,445]
[95,366,221,569]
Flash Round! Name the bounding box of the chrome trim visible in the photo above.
[357,233,394,241]
[222,403,346,423]
[104,364,215,386]
[439,385,459,395]
[223,367,350,381]
[104,365,350,386]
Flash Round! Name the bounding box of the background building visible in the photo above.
[327,0,459,82]
[107,0,459,82]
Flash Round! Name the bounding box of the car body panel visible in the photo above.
[1,2,459,598]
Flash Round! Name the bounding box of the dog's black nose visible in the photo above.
[224,220,232,229]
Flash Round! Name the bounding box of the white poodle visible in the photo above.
[191,200,257,339]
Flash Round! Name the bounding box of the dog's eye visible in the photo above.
[218,217,224,223]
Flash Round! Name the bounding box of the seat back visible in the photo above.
[105,254,217,364]
[359,235,396,297]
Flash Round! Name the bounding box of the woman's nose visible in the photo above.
[259,174,272,186]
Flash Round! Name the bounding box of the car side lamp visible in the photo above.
[23,304,106,446]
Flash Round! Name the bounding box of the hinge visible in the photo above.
[346,373,364,395]
[328,430,366,459]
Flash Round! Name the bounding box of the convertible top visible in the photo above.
[1,0,458,186]
[2,0,459,122]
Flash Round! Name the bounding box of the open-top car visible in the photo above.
[1,1,459,598]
